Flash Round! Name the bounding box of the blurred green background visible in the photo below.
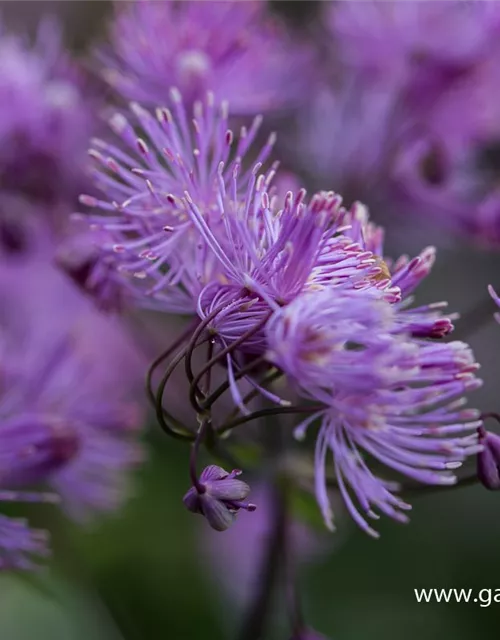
[2,2,500,639]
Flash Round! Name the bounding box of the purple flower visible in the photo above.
[78,90,277,313]
[266,289,413,403]
[0,258,145,523]
[183,465,256,531]
[190,192,400,355]
[0,512,51,571]
[329,1,500,94]
[477,426,500,490]
[342,202,454,339]
[266,286,482,537]
[320,1,500,244]
[99,0,315,113]
[55,227,126,313]
[292,82,400,205]
[0,18,95,208]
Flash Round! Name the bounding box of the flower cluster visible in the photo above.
[0,18,95,211]
[0,259,145,567]
[81,86,483,538]
[297,0,500,244]
[99,0,315,113]
[0,14,144,569]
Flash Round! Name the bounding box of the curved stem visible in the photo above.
[189,417,211,492]
[154,345,196,441]
[481,412,500,425]
[217,404,322,436]
[198,356,267,411]
[184,304,226,396]
[225,370,283,420]
[189,313,272,413]
[146,320,198,406]
[454,293,496,341]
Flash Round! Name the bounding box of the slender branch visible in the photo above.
[454,293,497,341]
[198,356,267,411]
[236,481,287,640]
[225,370,283,421]
[189,313,272,413]
[189,417,211,492]
[184,305,226,393]
[481,412,500,425]
[217,405,322,436]
[154,345,196,441]
[146,320,198,406]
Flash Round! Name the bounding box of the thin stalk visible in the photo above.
[184,304,226,393]
[225,370,283,421]
[197,356,267,412]
[146,319,198,406]
[189,313,271,413]
[154,345,196,441]
[236,478,287,640]
[454,293,497,341]
[217,405,322,436]
[189,417,211,492]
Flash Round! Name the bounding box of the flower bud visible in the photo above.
[477,427,500,490]
[183,465,256,532]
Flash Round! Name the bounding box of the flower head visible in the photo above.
[266,282,482,537]
[0,18,95,207]
[183,465,256,531]
[100,0,314,113]
[78,90,276,313]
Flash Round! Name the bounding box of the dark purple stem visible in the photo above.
[236,481,287,640]
[189,417,210,493]
[454,294,497,341]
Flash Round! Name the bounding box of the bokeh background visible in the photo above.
[1,2,500,639]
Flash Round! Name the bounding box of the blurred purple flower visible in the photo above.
[329,0,500,97]
[316,1,500,244]
[0,17,95,210]
[99,0,315,113]
[203,482,328,606]
[0,257,146,523]
[0,512,51,571]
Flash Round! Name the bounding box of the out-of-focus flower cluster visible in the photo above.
[0,14,145,570]
[298,1,500,245]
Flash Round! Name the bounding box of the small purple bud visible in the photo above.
[183,465,256,532]
[477,427,500,490]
